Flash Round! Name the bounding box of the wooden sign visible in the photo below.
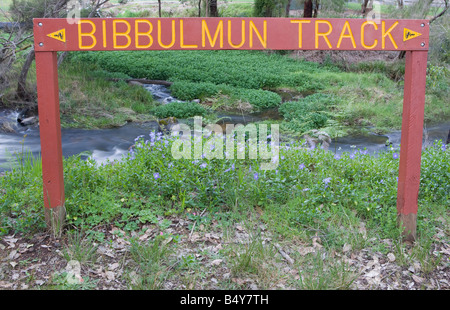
[33,18,429,241]
[34,18,429,51]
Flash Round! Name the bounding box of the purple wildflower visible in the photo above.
[393,153,399,159]
[323,177,331,185]
[442,144,447,151]
[153,172,160,180]
[200,163,207,169]
[334,154,341,160]
[134,135,144,142]
[254,172,259,181]
[298,163,305,170]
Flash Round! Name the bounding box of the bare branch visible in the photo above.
[430,0,448,24]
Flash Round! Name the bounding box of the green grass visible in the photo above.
[57,61,157,128]
[0,130,448,289]
[70,50,450,136]
[1,131,448,240]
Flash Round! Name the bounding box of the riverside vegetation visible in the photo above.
[0,132,448,289]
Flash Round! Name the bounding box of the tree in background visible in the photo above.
[208,0,218,17]
[303,0,321,18]
[254,0,288,17]
[9,0,70,100]
[6,0,109,100]
[303,0,312,17]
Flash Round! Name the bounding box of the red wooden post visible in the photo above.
[35,51,66,235]
[397,50,428,242]
[32,17,429,240]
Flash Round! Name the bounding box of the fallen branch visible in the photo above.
[109,78,173,86]
[189,208,207,240]
[274,243,294,265]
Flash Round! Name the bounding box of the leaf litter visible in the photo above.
[0,212,449,290]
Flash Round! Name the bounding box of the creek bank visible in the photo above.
[1,82,448,172]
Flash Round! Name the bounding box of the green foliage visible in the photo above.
[70,50,331,113]
[219,3,254,17]
[9,0,66,26]
[321,0,347,13]
[170,81,219,101]
[253,0,276,17]
[427,65,450,98]
[127,235,174,289]
[232,87,281,109]
[279,93,339,133]
[117,9,152,18]
[1,131,448,242]
[58,61,156,128]
[152,101,209,119]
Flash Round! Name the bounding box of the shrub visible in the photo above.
[233,88,281,110]
[152,101,208,119]
[170,81,219,101]
[279,93,340,133]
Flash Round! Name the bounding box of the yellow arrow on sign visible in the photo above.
[403,28,422,42]
[47,29,66,43]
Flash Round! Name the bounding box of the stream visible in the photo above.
[0,83,449,172]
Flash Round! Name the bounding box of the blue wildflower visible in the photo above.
[323,177,331,184]
[134,135,144,142]
[393,153,399,159]
[153,172,160,180]
[254,172,259,181]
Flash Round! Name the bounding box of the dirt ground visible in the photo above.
[0,212,449,290]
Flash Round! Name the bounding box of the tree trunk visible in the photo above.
[397,0,403,9]
[313,0,319,17]
[57,51,68,67]
[158,0,162,17]
[285,0,291,17]
[304,0,312,17]
[361,0,370,17]
[16,48,35,100]
[198,0,202,17]
[209,0,218,17]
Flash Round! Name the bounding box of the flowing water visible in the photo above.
[0,84,449,172]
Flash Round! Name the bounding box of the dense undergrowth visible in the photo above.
[1,130,448,245]
[68,49,449,136]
